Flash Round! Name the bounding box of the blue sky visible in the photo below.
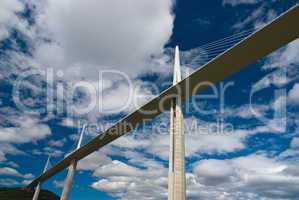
[0,0,299,199]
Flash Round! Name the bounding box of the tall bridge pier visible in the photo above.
[60,124,86,200]
[168,46,186,200]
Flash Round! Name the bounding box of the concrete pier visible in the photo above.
[168,46,186,200]
[32,184,41,200]
[32,156,50,200]
[60,160,77,200]
[60,124,86,200]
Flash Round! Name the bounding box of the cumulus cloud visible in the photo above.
[48,138,66,148]
[186,132,245,156]
[34,0,174,78]
[190,154,299,199]
[288,83,299,105]
[0,0,175,124]
[0,115,51,144]
[90,159,168,200]
[92,179,129,194]
[76,136,169,199]
[0,167,33,179]
[85,151,299,200]
[0,0,173,188]
[279,137,299,159]
[93,160,143,178]
[0,143,24,163]
[263,39,299,70]
[193,159,234,185]
[0,107,51,167]
[100,80,156,115]
[77,151,112,171]
[0,0,24,41]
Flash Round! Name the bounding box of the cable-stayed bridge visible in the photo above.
[28,4,299,200]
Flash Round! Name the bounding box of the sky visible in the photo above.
[0,0,299,199]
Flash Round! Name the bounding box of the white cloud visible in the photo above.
[93,160,142,178]
[77,151,112,171]
[0,108,51,172]
[186,133,245,156]
[92,179,129,193]
[112,135,150,150]
[53,179,65,188]
[288,83,299,105]
[0,167,22,177]
[223,0,261,7]
[263,39,299,70]
[224,104,269,119]
[77,141,168,199]
[193,159,234,185]
[190,154,299,199]
[0,0,175,122]
[0,152,5,162]
[232,154,285,174]
[87,152,299,200]
[34,0,174,78]
[90,159,168,200]
[22,179,33,185]
[48,138,66,148]
[0,167,33,179]
[100,80,156,115]
[290,138,299,149]
[32,146,64,158]
[0,178,19,187]
[232,5,277,30]
[252,68,288,93]
[60,118,77,128]
[0,115,51,144]
[279,137,299,159]
[0,0,24,41]
[0,143,24,160]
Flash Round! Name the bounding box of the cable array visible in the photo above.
[182,27,260,68]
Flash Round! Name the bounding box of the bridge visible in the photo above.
[28,4,299,200]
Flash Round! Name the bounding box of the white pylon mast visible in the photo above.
[173,46,182,84]
[43,156,51,172]
[60,123,87,200]
[76,124,86,150]
[168,46,186,200]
